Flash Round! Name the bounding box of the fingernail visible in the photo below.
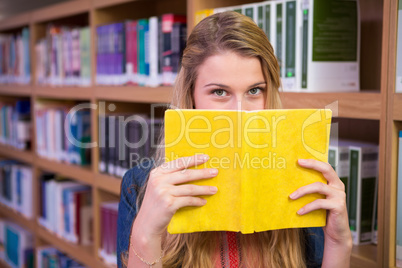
[210,186,218,193]
[298,159,307,165]
[289,192,297,199]
[209,168,218,175]
[202,199,207,205]
[297,208,304,215]
[199,154,209,161]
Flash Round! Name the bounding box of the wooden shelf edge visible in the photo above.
[280,91,382,120]
[0,204,36,233]
[95,86,172,103]
[31,0,91,23]
[34,86,93,100]
[95,173,121,195]
[93,0,141,9]
[350,244,378,268]
[0,145,34,164]
[0,85,32,96]
[393,93,402,120]
[37,226,95,267]
[35,157,94,185]
[0,12,31,31]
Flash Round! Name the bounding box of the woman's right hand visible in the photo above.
[132,154,218,240]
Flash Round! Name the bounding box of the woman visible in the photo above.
[117,11,352,268]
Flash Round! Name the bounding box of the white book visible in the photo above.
[21,166,33,219]
[242,3,258,24]
[348,141,378,245]
[147,16,160,87]
[297,0,360,92]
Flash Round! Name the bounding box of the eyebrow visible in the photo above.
[204,82,266,88]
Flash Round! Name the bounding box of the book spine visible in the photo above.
[282,0,297,91]
[148,16,159,87]
[275,2,283,79]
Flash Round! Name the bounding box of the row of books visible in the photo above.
[328,139,378,245]
[0,160,33,219]
[37,247,85,268]
[35,25,91,87]
[98,114,163,177]
[0,220,34,268]
[196,0,360,92]
[38,173,93,246]
[396,131,402,263]
[99,201,119,266]
[96,13,187,86]
[0,28,31,85]
[0,99,31,150]
[35,102,91,166]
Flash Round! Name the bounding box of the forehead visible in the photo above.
[196,52,265,86]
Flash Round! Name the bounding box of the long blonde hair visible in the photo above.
[131,11,306,268]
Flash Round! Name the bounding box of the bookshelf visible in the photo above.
[0,0,395,267]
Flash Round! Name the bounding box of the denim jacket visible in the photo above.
[116,162,324,268]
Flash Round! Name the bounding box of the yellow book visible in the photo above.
[164,109,332,234]
[194,9,214,26]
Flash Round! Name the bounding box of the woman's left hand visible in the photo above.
[289,159,352,250]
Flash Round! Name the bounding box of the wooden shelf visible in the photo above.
[31,0,90,23]
[95,173,121,195]
[37,225,95,267]
[0,85,32,97]
[35,157,94,185]
[351,244,378,268]
[93,0,140,9]
[280,91,382,120]
[0,12,31,31]
[0,204,36,233]
[95,86,172,103]
[0,145,34,164]
[393,93,402,120]
[34,86,93,100]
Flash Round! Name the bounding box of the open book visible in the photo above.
[164,109,332,234]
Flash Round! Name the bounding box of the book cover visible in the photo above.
[348,141,378,245]
[165,109,332,234]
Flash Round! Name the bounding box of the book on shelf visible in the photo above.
[35,101,91,166]
[99,201,119,266]
[396,0,402,93]
[96,14,186,87]
[0,99,31,150]
[164,108,331,234]
[2,220,34,268]
[35,25,91,87]
[397,130,402,261]
[0,28,31,85]
[37,246,85,268]
[328,139,379,245]
[98,113,163,178]
[0,160,33,219]
[196,0,360,92]
[38,173,93,245]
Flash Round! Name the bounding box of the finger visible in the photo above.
[298,159,344,189]
[155,154,210,174]
[296,198,345,216]
[169,196,208,212]
[171,184,218,197]
[170,168,218,185]
[289,182,341,200]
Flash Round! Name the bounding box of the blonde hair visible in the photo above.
[127,11,306,268]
